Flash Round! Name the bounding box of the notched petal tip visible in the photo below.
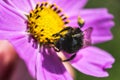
[71,46,115,77]
[104,56,115,69]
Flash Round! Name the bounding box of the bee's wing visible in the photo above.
[83,27,93,48]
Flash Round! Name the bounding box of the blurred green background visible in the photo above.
[75,0,120,80]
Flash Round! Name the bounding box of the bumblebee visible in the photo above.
[52,27,83,53]
[52,17,91,62]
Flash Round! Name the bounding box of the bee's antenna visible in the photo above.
[78,16,85,28]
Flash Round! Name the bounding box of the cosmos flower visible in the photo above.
[0,0,115,80]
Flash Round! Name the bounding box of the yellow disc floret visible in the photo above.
[27,2,69,44]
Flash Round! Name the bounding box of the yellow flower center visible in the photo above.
[27,2,69,45]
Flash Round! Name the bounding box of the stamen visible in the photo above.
[53,7,57,11]
[56,10,61,13]
[40,3,44,8]
[50,4,54,8]
[35,15,40,19]
[62,17,67,20]
[35,25,38,28]
[40,34,44,36]
[27,2,70,44]
[35,4,39,9]
[60,14,64,17]
[64,20,69,24]
[35,10,39,14]
[40,29,44,31]
[44,2,48,6]
[45,38,50,42]
[41,7,43,10]
[30,13,32,17]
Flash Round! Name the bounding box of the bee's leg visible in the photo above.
[62,53,76,62]
[53,46,60,52]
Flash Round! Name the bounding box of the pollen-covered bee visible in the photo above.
[52,17,92,62]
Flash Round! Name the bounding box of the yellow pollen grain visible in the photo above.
[27,2,68,44]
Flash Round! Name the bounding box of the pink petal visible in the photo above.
[5,33,72,80]
[51,0,87,10]
[36,48,73,80]
[80,8,114,44]
[3,0,33,13]
[71,46,115,77]
[34,0,47,3]
[8,34,37,78]
[0,1,26,31]
[50,0,88,16]
[0,31,25,40]
[0,32,73,79]
[68,15,79,27]
[37,49,72,80]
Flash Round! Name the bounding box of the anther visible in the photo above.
[31,21,35,24]
[40,29,44,31]
[44,2,48,6]
[50,4,54,8]
[45,38,49,40]
[30,13,32,17]
[34,31,36,33]
[40,3,44,8]
[40,7,43,10]
[40,34,44,36]
[35,4,39,9]
[35,25,38,28]
[36,15,40,19]
[53,7,57,11]
[56,10,61,13]
[64,21,69,24]
[35,10,39,14]
[62,17,67,20]
[45,38,50,43]
[60,14,64,17]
